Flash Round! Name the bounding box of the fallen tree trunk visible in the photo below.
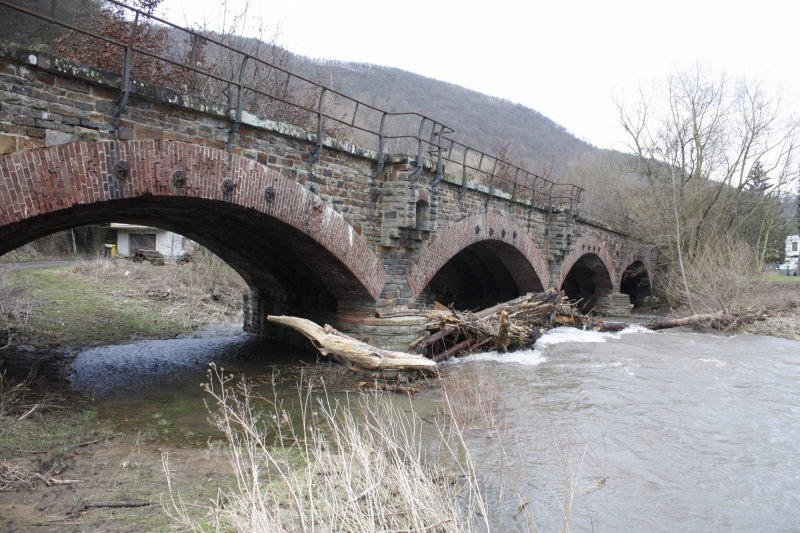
[358,381,421,394]
[599,311,743,332]
[267,315,439,376]
[644,311,729,330]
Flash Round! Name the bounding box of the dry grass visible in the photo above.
[438,368,593,533]
[0,461,39,491]
[749,281,800,311]
[0,371,78,491]
[69,254,246,331]
[164,366,490,532]
[736,282,800,339]
[0,243,43,263]
[739,309,800,340]
[164,366,597,532]
[438,370,507,432]
[663,247,800,337]
[0,270,33,348]
[663,236,761,315]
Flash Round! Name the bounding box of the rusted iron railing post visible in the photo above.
[310,87,327,164]
[371,111,387,184]
[114,11,139,118]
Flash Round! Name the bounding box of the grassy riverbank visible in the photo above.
[1,257,246,348]
[0,257,249,530]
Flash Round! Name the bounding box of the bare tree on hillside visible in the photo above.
[618,66,799,309]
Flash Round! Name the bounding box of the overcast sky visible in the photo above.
[161,0,800,151]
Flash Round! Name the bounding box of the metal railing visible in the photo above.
[0,0,584,214]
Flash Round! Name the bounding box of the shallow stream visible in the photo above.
[67,324,800,531]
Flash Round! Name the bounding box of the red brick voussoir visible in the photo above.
[407,212,550,298]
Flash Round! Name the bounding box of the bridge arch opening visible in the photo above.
[0,196,376,338]
[620,261,651,308]
[560,253,613,311]
[419,240,544,310]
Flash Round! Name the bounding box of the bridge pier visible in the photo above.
[335,313,428,353]
[242,287,295,341]
[243,288,426,352]
[591,291,633,317]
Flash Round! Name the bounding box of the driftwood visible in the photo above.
[84,501,152,509]
[413,289,587,359]
[600,310,752,332]
[267,315,439,376]
[358,381,421,394]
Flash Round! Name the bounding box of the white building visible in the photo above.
[110,223,185,259]
[787,234,800,260]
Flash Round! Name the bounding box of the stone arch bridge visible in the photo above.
[0,46,655,350]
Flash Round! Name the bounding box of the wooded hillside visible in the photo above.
[290,57,594,179]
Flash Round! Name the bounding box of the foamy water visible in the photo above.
[449,325,652,366]
[453,348,547,365]
[536,324,651,346]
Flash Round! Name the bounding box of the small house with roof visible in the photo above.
[110,223,185,259]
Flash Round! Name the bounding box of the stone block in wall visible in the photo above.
[44,128,74,147]
[335,314,428,352]
[0,133,16,154]
[593,293,633,317]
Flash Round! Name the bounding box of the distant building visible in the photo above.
[110,223,185,259]
[787,234,800,259]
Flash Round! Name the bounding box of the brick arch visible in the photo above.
[0,140,386,300]
[619,251,655,287]
[407,213,549,298]
[558,235,616,288]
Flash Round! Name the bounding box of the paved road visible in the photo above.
[0,259,81,272]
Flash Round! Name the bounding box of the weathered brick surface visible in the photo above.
[557,234,618,288]
[0,47,657,348]
[407,212,550,296]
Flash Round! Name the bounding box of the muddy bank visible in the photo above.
[0,375,228,533]
[1,433,231,533]
[738,307,800,340]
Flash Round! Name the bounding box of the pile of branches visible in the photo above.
[408,289,593,361]
[407,289,769,362]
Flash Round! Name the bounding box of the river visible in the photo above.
[67,325,800,532]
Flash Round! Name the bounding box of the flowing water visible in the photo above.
[67,325,800,532]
